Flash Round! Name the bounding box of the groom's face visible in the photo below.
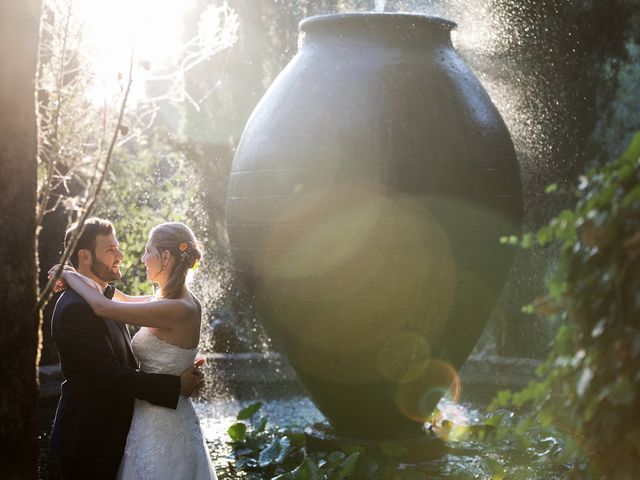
[88,233,124,282]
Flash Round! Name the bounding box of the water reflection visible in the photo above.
[195,396,564,479]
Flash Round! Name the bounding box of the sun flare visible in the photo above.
[70,0,236,104]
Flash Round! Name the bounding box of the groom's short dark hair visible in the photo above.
[65,217,115,268]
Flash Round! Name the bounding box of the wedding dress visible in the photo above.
[117,327,217,480]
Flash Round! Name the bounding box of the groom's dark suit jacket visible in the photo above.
[50,288,181,462]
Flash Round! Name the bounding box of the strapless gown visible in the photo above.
[117,327,217,480]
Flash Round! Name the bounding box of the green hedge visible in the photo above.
[493,132,640,477]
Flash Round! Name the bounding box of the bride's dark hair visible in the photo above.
[149,222,202,299]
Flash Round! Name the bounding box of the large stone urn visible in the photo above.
[226,13,522,438]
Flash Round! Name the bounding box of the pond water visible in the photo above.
[196,395,568,480]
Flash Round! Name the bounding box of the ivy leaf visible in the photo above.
[536,225,554,246]
[520,233,533,249]
[622,185,640,208]
[620,131,640,162]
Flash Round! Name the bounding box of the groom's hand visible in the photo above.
[179,363,205,396]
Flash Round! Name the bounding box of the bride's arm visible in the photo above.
[61,271,194,329]
[113,289,154,303]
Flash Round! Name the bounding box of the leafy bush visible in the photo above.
[492,133,640,478]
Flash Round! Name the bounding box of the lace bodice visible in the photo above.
[131,327,197,375]
[118,328,216,480]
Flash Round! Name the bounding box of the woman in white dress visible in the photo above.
[54,222,217,480]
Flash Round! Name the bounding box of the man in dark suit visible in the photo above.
[50,218,204,480]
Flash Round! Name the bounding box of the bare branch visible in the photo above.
[35,48,134,314]
[36,0,73,228]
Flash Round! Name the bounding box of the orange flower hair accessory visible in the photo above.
[178,241,191,261]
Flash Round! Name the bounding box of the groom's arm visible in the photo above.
[55,301,181,409]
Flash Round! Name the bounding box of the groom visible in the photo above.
[49,217,204,480]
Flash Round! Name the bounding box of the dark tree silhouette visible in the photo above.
[0,0,42,479]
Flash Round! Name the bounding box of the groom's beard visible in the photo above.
[90,255,122,283]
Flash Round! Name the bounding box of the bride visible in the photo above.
[53,222,217,480]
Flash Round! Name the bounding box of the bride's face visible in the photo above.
[142,241,163,283]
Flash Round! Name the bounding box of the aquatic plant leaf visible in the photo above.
[327,451,346,465]
[291,458,319,480]
[258,436,291,467]
[339,443,365,456]
[485,457,505,480]
[335,452,360,478]
[272,471,295,480]
[379,440,408,457]
[287,431,306,448]
[253,416,268,433]
[228,422,247,442]
[238,401,263,420]
[397,471,428,480]
[234,456,257,469]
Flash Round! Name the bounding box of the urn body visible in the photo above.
[226,13,522,437]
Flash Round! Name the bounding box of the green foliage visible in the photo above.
[227,402,362,480]
[489,133,640,477]
[227,402,574,479]
[94,130,199,295]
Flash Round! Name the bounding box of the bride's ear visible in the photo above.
[161,249,171,266]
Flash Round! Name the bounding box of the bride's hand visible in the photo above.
[48,264,76,292]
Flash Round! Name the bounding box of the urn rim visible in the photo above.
[300,12,457,34]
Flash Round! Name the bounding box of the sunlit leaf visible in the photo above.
[238,402,263,420]
[228,422,247,442]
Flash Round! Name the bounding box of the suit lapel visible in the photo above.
[105,318,137,367]
[117,322,138,367]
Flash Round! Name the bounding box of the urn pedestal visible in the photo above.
[226,13,522,438]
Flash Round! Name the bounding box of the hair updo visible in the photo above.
[149,222,202,299]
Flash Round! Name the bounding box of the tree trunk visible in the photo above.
[0,0,41,478]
